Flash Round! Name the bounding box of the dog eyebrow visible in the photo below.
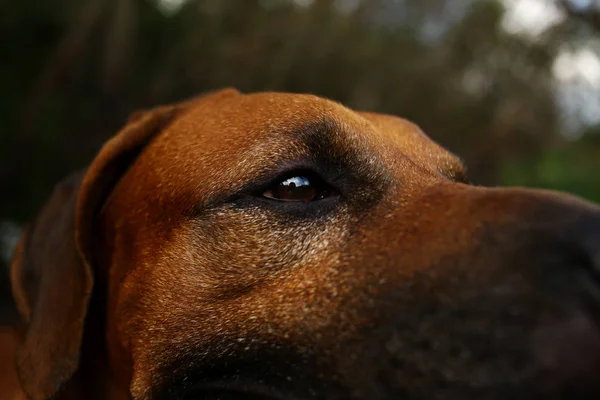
[289,119,386,180]
[439,158,469,183]
[292,119,346,154]
[290,119,468,184]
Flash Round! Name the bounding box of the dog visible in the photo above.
[2,88,600,399]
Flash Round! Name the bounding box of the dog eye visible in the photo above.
[262,173,333,202]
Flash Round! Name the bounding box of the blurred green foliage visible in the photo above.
[0,0,598,226]
[502,128,600,203]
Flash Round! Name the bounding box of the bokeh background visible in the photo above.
[1,0,600,283]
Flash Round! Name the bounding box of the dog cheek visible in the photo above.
[183,207,349,287]
[120,206,352,329]
[114,209,358,394]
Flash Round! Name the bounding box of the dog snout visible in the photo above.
[502,189,600,306]
[559,209,600,305]
[458,186,600,313]
[334,185,600,398]
[519,205,600,397]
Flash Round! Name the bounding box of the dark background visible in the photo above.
[1,0,600,278]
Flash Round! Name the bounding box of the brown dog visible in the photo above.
[3,88,600,399]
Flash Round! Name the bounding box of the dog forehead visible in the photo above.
[139,92,375,194]
[126,92,464,210]
[173,91,442,150]
[156,91,460,172]
[171,91,370,147]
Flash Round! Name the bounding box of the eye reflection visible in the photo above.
[262,174,331,202]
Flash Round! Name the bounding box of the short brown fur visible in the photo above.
[3,89,600,399]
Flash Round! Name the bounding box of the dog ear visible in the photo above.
[10,88,239,400]
[10,172,91,400]
[8,106,181,400]
[9,108,183,400]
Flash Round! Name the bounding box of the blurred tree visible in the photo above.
[559,0,600,32]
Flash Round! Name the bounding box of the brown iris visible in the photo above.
[263,175,327,202]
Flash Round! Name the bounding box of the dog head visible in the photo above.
[11,89,600,399]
